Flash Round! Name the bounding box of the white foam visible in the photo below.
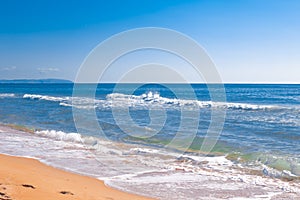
[34,130,101,148]
[35,130,83,143]
[0,93,15,98]
[1,126,300,199]
[22,92,281,111]
[130,147,160,154]
[106,92,279,111]
[59,102,72,107]
[23,94,68,102]
[59,102,96,109]
[183,155,233,165]
[212,102,276,110]
[24,94,103,109]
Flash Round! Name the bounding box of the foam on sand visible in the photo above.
[0,125,300,199]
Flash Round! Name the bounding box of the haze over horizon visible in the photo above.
[0,0,299,83]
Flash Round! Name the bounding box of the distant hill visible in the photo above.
[0,79,73,84]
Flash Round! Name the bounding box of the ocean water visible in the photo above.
[0,83,299,199]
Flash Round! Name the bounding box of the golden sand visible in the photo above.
[0,154,153,200]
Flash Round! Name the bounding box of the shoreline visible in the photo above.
[1,124,300,199]
[0,153,153,200]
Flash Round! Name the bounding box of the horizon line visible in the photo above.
[1,79,300,85]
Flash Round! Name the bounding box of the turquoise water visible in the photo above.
[0,83,299,176]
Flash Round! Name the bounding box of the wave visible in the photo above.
[59,102,97,110]
[2,124,300,198]
[0,93,15,98]
[106,92,279,111]
[23,92,281,111]
[128,146,300,181]
[23,94,69,102]
[226,151,300,178]
[35,130,98,145]
[4,122,300,184]
[23,94,103,109]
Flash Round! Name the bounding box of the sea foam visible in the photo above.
[0,93,15,98]
[35,129,98,145]
[22,92,281,111]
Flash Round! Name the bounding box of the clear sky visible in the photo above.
[0,0,299,83]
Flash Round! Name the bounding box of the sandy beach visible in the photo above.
[0,153,152,200]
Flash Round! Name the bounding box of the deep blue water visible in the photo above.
[0,83,299,174]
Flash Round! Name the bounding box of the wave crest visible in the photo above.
[107,92,278,111]
[35,130,98,145]
[23,92,279,111]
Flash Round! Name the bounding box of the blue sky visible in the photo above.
[0,0,299,83]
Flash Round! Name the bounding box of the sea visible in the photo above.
[0,83,299,199]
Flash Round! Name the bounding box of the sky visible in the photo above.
[0,0,299,83]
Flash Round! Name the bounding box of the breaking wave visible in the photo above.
[35,130,98,146]
[23,94,69,102]
[23,92,281,111]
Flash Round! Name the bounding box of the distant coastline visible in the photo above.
[0,79,73,84]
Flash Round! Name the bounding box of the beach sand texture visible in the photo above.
[0,154,152,200]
